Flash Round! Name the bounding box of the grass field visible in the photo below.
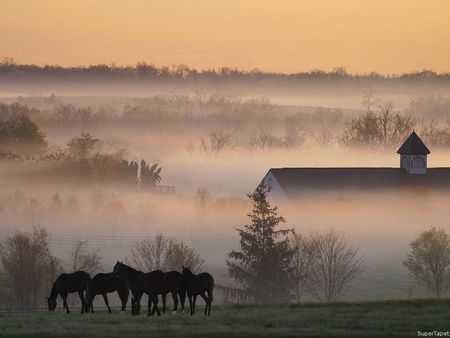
[1,299,449,338]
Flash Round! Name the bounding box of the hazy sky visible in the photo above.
[1,0,450,73]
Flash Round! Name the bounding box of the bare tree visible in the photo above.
[69,240,102,275]
[199,130,233,153]
[249,130,282,150]
[313,108,343,146]
[403,226,450,297]
[376,100,394,146]
[129,234,168,271]
[341,100,413,149]
[129,234,205,273]
[308,228,364,301]
[289,234,314,303]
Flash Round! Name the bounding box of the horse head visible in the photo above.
[182,266,194,280]
[47,296,57,311]
[113,261,123,277]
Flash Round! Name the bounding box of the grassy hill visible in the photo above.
[0,298,449,338]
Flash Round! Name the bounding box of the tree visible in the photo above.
[403,226,450,297]
[226,182,294,303]
[66,132,100,159]
[341,95,414,149]
[130,234,168,272]
[164,241,205,272]
[313,108,343,146]
[308,228,364,302]
[129,233,205,273]
[0,105,47,153]
[0,227,61,310]
[199,130,233,153]
[289,234,314,303]
[68,240,102,275]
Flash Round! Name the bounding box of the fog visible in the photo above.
[1,85,450,303]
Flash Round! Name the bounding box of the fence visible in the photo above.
[155,185,176,194]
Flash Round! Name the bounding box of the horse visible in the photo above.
[86,272,129,313]
[161,271,186,314]
[182,266,214,315]
[47,271,90,314]
[112,261,161,316]
[132,269,165,316]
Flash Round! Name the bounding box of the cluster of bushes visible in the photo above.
[0,125,162,187]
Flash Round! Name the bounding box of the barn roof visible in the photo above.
[397,131,430,155]
[266,167,450,200]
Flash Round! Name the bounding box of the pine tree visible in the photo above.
[226,182,294,303]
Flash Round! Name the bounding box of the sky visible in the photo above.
[1,0,450,73]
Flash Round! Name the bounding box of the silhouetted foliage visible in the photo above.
[0,103,47,153]
[404,226,450,297]
[227,183,294,303]
[0,227,61,310]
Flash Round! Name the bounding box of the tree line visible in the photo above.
[2,57,450,85]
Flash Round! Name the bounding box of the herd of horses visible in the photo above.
[46,262,214,316]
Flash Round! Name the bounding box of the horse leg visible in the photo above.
[119,288,128,313]
[78,291,86,314]
[162,293,167,314]
[117,290,128,312]
[102,293,112,314]
[89,294,96,313]
[179,291,186,314]
[148,295,153,316]
[192,295,197,315]
[187,292,193,315]
[62,293,70,314]
[171,291,178,314]
[153,295,161,317]
[207,289,213,316]
[200,293,208,316]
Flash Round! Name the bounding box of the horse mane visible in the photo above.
[120,263,143,277]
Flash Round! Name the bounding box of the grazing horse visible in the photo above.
[161,271,186,314]
[47,271,90,314]
[112,261,161,316]
[86,272,129,313]
[182,266,214,316]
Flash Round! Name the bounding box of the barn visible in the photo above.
[262,131,450,201]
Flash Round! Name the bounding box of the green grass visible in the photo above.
[1,298,449,338]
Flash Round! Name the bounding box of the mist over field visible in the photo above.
[1,76,450,305]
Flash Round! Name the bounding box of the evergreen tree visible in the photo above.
[227,182,294,303]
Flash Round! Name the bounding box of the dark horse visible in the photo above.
[113,261,162,316]
[86,272,129,313]
[182,266,214,315]
[47,271,90,314]
[161,271,186,314]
